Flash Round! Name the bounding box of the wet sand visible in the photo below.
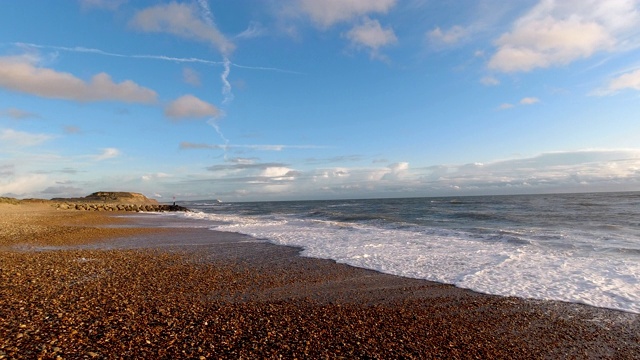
[1,203,639,359]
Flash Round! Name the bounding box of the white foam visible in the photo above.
[177,211,640,313]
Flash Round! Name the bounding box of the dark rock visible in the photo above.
[52,202,190,213]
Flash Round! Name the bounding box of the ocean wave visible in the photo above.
[174,194,640,314]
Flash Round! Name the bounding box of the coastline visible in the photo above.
[1,203,638,358]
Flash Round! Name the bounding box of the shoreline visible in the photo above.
[1,203,639,358]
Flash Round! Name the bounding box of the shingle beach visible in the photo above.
[1,202,638,359]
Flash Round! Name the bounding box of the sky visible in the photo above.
[1,0,640,202]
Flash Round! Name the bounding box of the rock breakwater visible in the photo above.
[53,203,190,212]
[48,191,190,212]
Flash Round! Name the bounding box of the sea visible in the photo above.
[168,191,640,314]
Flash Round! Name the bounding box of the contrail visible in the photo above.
[180,142,327,151]
[206,119,230,160]
[195,0,235,106]
[14,42,224,65]
[13,40,300,157]
[11,42,302,74]
[221,57,234,104]
[194,0,235,160]
[197,0,216,28]
[230,63,301,74]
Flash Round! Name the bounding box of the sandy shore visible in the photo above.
[1,202,638,359]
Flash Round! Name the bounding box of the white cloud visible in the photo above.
[165,95,220,119]
[261,166,295,179]
[230,157,257,165]
[0,55,157,103]
[490,18,612,72]
[427,26,468,46]
[94,148,121,161]
[0,174,50,197]
[603,68,640,93]
[131,2,235,56]
[0,129,51,147]
[345,17,397,58]
[488,0,640,73]
[298,0,396,27]
[498,97,540,109]
[390,162,409,171]
[520,97,540,104]
[382,162,409,180]
[324,168,350,178]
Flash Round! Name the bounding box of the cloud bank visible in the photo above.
[424,149,640,194]
[182,149,640,200]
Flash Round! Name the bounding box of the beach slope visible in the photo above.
[1,201,638,359]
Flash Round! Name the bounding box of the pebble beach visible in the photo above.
[1,202,639,359]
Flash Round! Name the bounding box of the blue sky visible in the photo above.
[1,0,640,201]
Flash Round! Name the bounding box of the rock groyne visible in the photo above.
[53,203,190,212]
[49,191,190,212]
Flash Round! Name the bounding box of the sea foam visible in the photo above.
[181,210,640,314]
